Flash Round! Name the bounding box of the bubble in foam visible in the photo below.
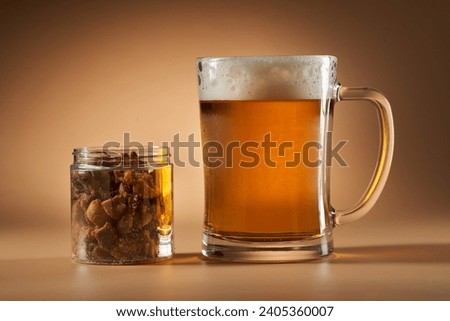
[197,55,337,101]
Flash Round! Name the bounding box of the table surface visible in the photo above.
[1,217,449,301]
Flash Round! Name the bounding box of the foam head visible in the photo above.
[197,55,337,101]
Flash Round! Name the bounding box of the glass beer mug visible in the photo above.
[196,55,394,262]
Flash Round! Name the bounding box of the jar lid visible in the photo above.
[72,146,170,168]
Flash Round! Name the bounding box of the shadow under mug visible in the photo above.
[197,55,394,262]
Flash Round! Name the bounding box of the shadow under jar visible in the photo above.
[70,146,173,264]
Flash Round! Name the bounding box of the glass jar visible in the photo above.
[70,146,173,264]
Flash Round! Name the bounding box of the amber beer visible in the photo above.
[200,99,329,240]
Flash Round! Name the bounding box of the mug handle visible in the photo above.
[332,85,394,225]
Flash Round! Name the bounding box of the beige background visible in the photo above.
[0,0,449,300]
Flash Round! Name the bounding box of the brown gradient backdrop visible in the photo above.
[0,0,448,256]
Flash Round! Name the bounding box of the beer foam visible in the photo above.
[197,55,337,100]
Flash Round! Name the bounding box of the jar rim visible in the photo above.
[73,145,169,156]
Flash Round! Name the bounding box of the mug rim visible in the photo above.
[196,54,337,62]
